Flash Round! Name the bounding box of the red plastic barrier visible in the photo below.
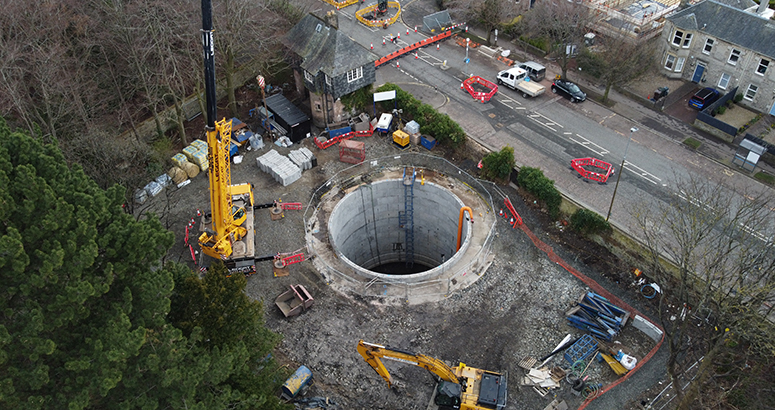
[461,76,498,103]
[504,197,522,227]
[571,157,614,183]
[374,24,464,68]
[315,123,374,149]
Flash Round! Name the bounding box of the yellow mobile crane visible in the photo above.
[357,340,508,410]
[197,0,255,267]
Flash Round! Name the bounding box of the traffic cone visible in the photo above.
[414,26,417,33]
[382,38,385,46]
[397,32,400,40]
[406,28,409,35]
[415,52,418,59]
[436,43,439,50]
[371,43,373,50]
[499,209,504,217]
[465,26,468,32]
[397,61,400,68]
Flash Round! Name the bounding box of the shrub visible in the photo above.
[376,83,466,147]
[718,105,727,115]
[340,86,373,113]
[734,93,744,103]
[517,167,562,219]
[576,49,605,79]
[570,209,611,235]
[481,147,515,181]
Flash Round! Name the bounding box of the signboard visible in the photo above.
[373,90,396,102]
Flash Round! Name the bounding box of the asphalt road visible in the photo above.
[334,2,772,238]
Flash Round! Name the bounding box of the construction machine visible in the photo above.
[357,340,508,410]
[197,0,255,268]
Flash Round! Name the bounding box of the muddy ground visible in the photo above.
[138,117,665,410]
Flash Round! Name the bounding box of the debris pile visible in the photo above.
[565,292,630,340]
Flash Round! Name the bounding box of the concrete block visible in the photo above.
[632,315,663,342]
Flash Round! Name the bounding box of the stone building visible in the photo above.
[285,12,379,128]
[659,0,775,114]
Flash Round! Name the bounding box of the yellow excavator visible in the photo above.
[196,0,255,267]
[357,340,508,410]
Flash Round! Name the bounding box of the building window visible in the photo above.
[703,38,714,54]
[664,54,676,70]
[346,66,363,83]
[304,70,314,83]
[682,33,692,48]
[757,59,769,75]
[745,84,758,100]
[672,30,684,46]
[728,49,741,65]
[675,57,685,72]
[718,72,730,89]
[325,74,332,86]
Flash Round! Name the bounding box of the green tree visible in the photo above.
[481,146,515,181]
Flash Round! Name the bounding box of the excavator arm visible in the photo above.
[357,340,459,388]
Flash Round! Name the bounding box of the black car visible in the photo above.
[688,87,720,110]
[551,79,586,103]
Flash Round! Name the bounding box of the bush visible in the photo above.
[570,209,611,236]
[718,105,727,115]
[734,93,744,103]
[376,83,466,147]
[517,167,562,219]
[481,147,515,181]
[576,49,605,79]
[340,86,373,113]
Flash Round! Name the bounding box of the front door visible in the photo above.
[692,64,705,83]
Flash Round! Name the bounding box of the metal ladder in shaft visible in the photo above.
[398,167,416,267]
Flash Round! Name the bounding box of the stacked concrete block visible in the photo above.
[256,149,302,187]
[288,147,314,170]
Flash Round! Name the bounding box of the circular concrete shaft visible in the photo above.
[328,179,471,282]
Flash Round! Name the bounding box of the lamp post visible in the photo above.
[606,127,638,222]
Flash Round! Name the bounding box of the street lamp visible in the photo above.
[606,127,638,222]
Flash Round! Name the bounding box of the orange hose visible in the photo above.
[457,206,473,251]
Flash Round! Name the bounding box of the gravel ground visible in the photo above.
[140,125,661,410]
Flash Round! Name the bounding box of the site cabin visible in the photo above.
[275,284,314,318]
[496,67,545,98]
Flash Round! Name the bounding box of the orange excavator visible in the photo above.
[357,340,508,410]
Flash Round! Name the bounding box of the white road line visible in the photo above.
[625,162,661,185]
[568,134,610,156]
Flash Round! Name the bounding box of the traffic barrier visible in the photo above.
[461,76,498,103]
[314,123,374,150]
[570,158,614,183]
[374,24,465,68]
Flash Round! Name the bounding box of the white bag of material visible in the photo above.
[249,134,264,150]
[134,188,148,205]
[155,173,172,188]
[233,155,243,164]
[144,181,163,197]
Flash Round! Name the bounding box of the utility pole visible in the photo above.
[606,127,638,222]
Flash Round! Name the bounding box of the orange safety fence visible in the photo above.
[461,76,498,103]
[571,157,614,183]
[374,23,465,68]
[315,123,374,149]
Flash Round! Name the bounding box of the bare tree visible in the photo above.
[633,174,775,409]
[447,0,521,45]
[583,34,657,103]
[521,0,594,80]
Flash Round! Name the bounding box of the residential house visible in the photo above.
[285,12,379,128]
[660,0,775,114]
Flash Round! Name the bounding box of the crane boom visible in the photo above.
[357,340,508,410]
[197,0,255,264]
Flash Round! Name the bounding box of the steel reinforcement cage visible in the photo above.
[303,153,497,301]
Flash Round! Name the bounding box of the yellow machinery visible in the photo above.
[197,0,255,266]
[357,340,508,410]
[392,129,410,148]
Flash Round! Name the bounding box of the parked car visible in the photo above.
[688,87,720,110]
[551,79,586,103]
[518,61,546,82]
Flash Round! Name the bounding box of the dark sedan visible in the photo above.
[551,79,586,103]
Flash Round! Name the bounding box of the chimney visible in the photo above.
[325,10,339,30]
[758,0,768,14]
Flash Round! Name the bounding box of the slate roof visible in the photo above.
[285,13,378,78]
[668,0,775,59]
[713,0,756,10]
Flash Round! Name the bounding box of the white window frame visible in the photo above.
[728,49,741,65]
[682,33,693,48]
[672,30,684,46]
[346,66,363,83]
[703,38,714,54]
[675,57,685,72]
[757,59,769,75]
[325,74,332,86]
[745,84,758,100]
[304,70,314,83]
[718,72,730,89]
[664,54,676,70]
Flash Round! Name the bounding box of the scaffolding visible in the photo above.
[398,167,416,267]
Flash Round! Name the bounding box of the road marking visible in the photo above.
[624,162,661,185]
[568,133,609,156]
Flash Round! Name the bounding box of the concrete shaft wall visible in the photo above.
[329,180,469,272]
